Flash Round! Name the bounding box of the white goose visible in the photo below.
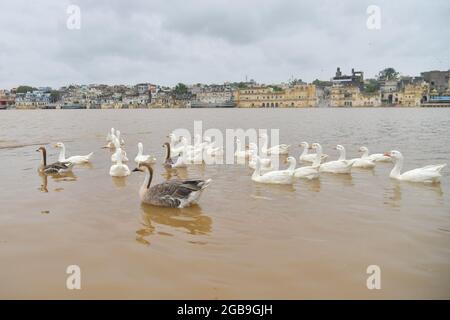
[168,133,184,156]
[204,136,224,156]
[106,127,115,142]
[115,130,125,146]
[351,147,376,168]
[193,134,208,152]
[163,142,188,168]
[299,142,328,163]
[294,152,320,180]
[235,138,248,158]
[251,156,295,185]
[134,142,156,164]
[178,136,195,155]
[111,137,129,162]
[104,127,116,148]
[315,143,354,174]
[360,146,391,162]
[385,150,446,183]
[259,133,290,155]
[54,142,93,164]
[185,147,203,164]
[248,144,272,171]
[109,147,131,177]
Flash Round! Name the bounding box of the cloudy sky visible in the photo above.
[0,0,449,88]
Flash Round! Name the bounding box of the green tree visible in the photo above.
[289,78,304,86]
[16,85,37,94]
[173,83,188,95]
[364,79,380,93]
[377,68,399,81]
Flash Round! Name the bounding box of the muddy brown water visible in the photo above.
[0,108,449,299]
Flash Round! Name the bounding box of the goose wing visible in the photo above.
[148,179,209,207]
[43,161,73,173]
[418,164,447,172]
[401,164,446,181]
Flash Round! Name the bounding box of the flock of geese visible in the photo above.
[36,128,447,208]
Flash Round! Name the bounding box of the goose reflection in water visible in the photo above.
[251,183,296,201]
[162,166,189,180]
[75,162,94,170]
[302,178,321,193]
[38,171,77,193]
[323,173,354,187]
[111,176,127,188]
[385,183,402,208]
[385,180,443,208]
[136,203,212,245]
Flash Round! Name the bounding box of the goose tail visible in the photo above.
[433,163,447,173]
[200,179,212,190]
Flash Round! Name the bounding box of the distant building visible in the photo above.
[421,70,450,94]
[332,67,364,89]
[15,88,51,109]
[235,84,317,108]
[379,80,399,104]
[0,90,15,109]
[150,91,192,108]
[330,85,381,107]
[135,83,155,99]
[191,84,234,107]
[396,83,429,107]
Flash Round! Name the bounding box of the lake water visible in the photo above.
[0,108,449,299]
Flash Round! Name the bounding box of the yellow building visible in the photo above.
[15,101,47,109]
[235,84,317,108]
[398,83,428,107]
[330,85,381,107]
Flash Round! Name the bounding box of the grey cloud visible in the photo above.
[0,0,449,88]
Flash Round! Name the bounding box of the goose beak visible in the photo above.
[384,152,391,157]
[132,167,142,172]
[35,149,39,152]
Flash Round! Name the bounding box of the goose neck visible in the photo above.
[164,143,171,160]
[390,157,403,178]
[114,147,124,165]
[41,148,47,166]
[58,144,66,162]
[338,148,346,161]
[144,167,153,189]
[287,158,296,172]
[252,158,261,178]
[301,144,308,157]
